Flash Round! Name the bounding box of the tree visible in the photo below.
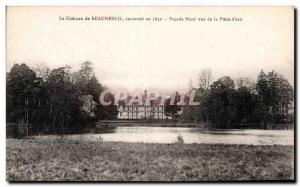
[180,88,203,123]
[7,62,119,134]
[256,70,269,124]
[33,63,50,82]
[235,86,257,123]
[77,61,94,94]
[164,92,181,121]
[256,70,294,124]
[75,62,118,121]
[198,68,212,90]
[236,77,256,92]
[97,91,118,120]
[198,69,212,121]
[207,76,236,126]
[45,67,85,132]
[7,63,40,125]
[277,77,293,122]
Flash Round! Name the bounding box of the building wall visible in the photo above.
[117,105,166,119]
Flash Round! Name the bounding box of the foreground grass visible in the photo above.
[6,139,294,181]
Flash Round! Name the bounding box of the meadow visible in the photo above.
[6,138,294,181]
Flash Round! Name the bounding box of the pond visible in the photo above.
[36,126,294,145]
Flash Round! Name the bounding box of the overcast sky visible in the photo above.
[7,7,294,92]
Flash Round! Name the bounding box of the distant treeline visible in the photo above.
[175,69,294,126]
[7,62,294,133]
[7,61,118,133]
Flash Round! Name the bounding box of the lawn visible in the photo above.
[6,138,294,181]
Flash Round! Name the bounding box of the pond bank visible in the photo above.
[7,121,293,138]
[6,139,294,181]
[96,121,293,130]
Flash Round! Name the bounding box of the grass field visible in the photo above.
[6,138,294,181]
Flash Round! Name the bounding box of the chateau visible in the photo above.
[117,91,167,119]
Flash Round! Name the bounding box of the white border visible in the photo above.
[1,0,300,6]
[0,0,299,187]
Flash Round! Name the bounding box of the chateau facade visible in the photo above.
[117,91,167,119]
[117,103,166,119]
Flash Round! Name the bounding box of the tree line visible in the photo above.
[179,69,294,127]
[7,62,294,132]
[7,61,118,134]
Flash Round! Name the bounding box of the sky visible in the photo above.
[6,7,294,92]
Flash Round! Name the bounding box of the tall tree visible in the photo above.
[77,61,95,94]
[7,64,40,125]
[235,86,257,123]
[198,69,212,121]
[207,76,236,126]
[46,67,84,132]
[198,68,212,90]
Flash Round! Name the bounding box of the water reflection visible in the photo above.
[36,126,294,145]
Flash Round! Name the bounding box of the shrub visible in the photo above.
[175,134,184,144]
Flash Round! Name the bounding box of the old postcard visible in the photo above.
[6,6,294,182]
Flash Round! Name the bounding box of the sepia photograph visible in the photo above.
[6,6,295,182]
